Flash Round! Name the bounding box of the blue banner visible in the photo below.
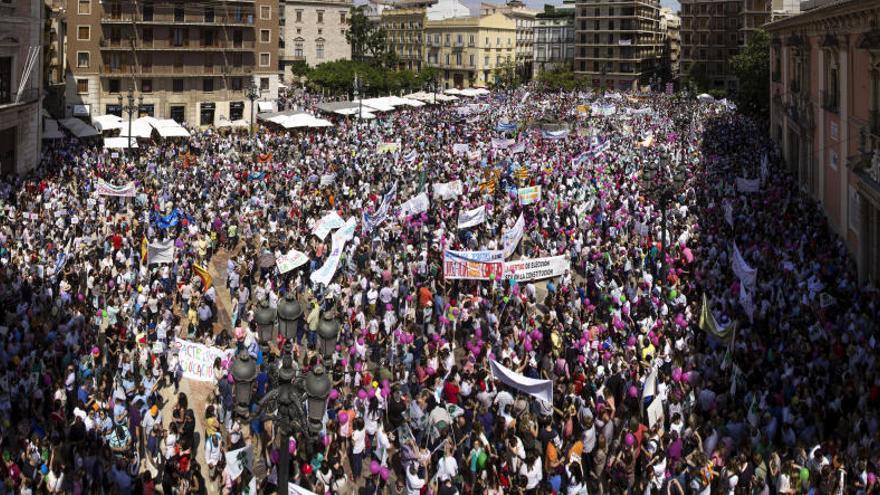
[152,209,190,229]
[495,122,518,132]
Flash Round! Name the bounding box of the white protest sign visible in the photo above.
[276,249,310,274]
[647,397,665,429]
[502,255,570,282]
[172,339,234,382]
[457,205,486,230]
[433,180,463,201]
[312,211,345,241]
[501,213,525,258]
[400,192,430,217]
[225,445,254,480]
[147,240,175,264]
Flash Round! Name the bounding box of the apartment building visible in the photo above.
[533,5,575,76]
[574,0,663,91]
[381,0,469,73]
[480,1,538,81]
[767,0,880,283]
[65,0,280,127]
[0,0,43,175]
[424,13,516,88]
[660,7,680,84]
[280,0,353,77]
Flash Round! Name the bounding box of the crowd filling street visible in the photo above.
[0,85,877,495]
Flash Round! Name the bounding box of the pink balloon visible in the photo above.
[426,366,436,376]
[625,433,635,446]
[338,411,349,423]
[367,387,376,398]
[288,438,297,455]
[672,368,682,382]
[354,362,363,372]
[340,358,348,368]
[524,341,533,352]
[357,389,367,400]
[628,385,639,398]
[370,460,381,475]
[357,337,365,345]
[349,347,357,356]
[577,354,586,364]
[322,435,331,446]
[379,466,390,481]
[627,335,637,347]
[329,389,339,401]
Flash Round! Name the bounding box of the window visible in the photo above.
[77,51,89,68]
[78,0,90,15]
[77,26,90,41]
[260,29,270,43]
[484,55,489,66]
[259,52,270,66]
[455,53,461,65]
[174,4,184,21]
[340,11,346,24]
[232,78,243,91]
[230,101,244,120]
[76,79,88,94]
[445,54,449,65]
[204,6,214,22]
[106,104,122,117]
[294,40,303,57]
[317,10,324,23]
[203,78,214,92]
[142,3,153,21]
[200,102,215,125]
[316,40,325,59]
[260,5,271,19]
[172,79,183,92]
[295,10,302,22]
[469,54,475,66]
[260,77,269,90]
[142,28,153,44]
[172,28,186,47]
[141,79,152,93]
[829,149,838,170]
[849,185,861,233]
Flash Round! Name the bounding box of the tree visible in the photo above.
[289,60,310,78]
[536,65,579,92]
[346,7,391,65]
[729,30,770,121]
[491,59,520,89]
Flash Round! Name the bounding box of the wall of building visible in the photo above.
[424,13,516,88]
[281,0,352,76]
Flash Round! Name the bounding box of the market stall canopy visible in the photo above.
[42,119,64,140]
[91,114,124,133]
[117,117,155,139]
[261,112,335,129]
[59,118,99,138]
[152,119,191,137]
[103,137,139,149]
[458,88,490,97]
[257,101,275,113]
[444,88,463,95]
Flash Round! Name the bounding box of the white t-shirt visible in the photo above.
[436,455,458,481]
[352,429,366,455]
[520,458,543,490]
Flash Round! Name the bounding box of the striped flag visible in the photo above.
[514,167,529,181]
[193,264,213,291]
[403,150,418,163]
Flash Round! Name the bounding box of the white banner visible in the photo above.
[489,359,553,403]
[147,240,175,265]
[333,217,358,242]
[319,173,336,187]
[310,234,347,286]
[225,445,254,480]
[443,251,504,280]
[400,192,430,217]
[501,213,525,258]
[276,249,309,274]
[457,205,486,229]
[491,138,514,149]
[433,180,463,201]
[736,177,761,193]
[313,211,345,240]
[723,199,734,228]
[445,249,504,263]
[96,179,136,197]
[647,398,664,429]
[172,339,233,382]
[739,283,755,324]
[503,255,570,282]
[452,143,469,155]
[732,243,757,291]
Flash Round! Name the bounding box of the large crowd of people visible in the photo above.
[0,84,877,495]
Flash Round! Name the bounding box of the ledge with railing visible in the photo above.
[0,87,42,109]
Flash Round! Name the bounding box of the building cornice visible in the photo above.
[765,0,880,32]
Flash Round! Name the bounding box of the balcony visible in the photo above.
[821,89,838,113]
[0,87,41,109]
[102,65,253,77]
[101,40,255,51]
[101,14,255,26]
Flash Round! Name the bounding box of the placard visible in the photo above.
[172,339,233,382]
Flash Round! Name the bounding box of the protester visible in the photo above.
[0,83,875,495]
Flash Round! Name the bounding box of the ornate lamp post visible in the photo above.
[277,292,303,343]
[118,85,143,156]
[247,79,260,135]
[254,299,277,356]
[230,349,257,417]
[640,157,688,286]
[316,313,340,359]
[304,365,331,437]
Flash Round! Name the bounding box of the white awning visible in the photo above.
[333,108,359,116]
[444,88,462,95]
[103,137,139,149]
[355,112,376,120]
[152,119,190,137]
[230,119,249,129]
[257,101,275,113]
[59,118,99,138]
[43,119,64,140]
[266,113,335,129]
[91,114,124,133]
[117,117,155,138]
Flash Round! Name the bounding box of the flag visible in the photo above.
[514,167,529,181]
[141,236,148,263]
[479,178,496,195]
[193,264,213,291]
[699,294,737,341]
[403,150,418,163]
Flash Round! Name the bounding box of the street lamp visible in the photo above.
[316,312,340,359]
[247,79,260,136]
[640,157,687,286]
[254,299,277,356]
[304,365,331,437]
[277,292,303,343]
[230,349,257,417]
[118,86,143,156]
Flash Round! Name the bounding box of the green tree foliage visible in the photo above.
[491,59,520,89]
[729,30,770,121]
[306,60,421,96]
[289,60,310,77]
[536,65,579,92]
[346,7,392,66]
